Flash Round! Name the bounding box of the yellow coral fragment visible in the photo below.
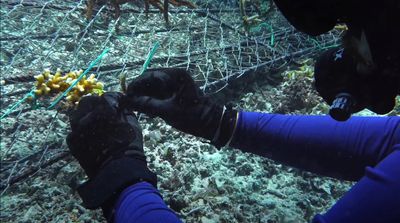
[77,84,85,92]
[334,24,348,31]
[34,74,45,83]
[32,68,105,107]
[34,89,43,96]
[95,82,104,89]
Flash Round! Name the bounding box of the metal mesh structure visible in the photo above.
[0,0,342,195]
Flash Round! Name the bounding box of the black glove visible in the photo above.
[122,68,237,148]
[67,92,157,220]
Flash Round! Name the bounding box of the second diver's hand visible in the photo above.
[122,68,237,148]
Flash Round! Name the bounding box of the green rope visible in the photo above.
[269,25,275,46]
[249,22,274,46]
[320,43,340,50]
[47,48,109,109]
[1,89,35,120]
[308,37,322,49]
[140,42,160,75]
[308,37,340,51]
[1,43,157,118]
[249,22,268,32]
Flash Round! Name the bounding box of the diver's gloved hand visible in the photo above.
[66,92,157,220]
[123,68,237,148]
[314,47,399,121]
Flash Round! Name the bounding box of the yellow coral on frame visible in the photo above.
[32,68,104,106]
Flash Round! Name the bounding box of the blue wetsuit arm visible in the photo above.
[230,112,400,181]
[113,112,399,222]
[113,182,182,223]
[230,112,400,222]
[313,144,400,222]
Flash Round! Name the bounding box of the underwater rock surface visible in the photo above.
[0,67,354,222]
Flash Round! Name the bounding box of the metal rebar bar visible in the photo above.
[0,151,71,191]
[1,1,244,14]
[0,25,207,42]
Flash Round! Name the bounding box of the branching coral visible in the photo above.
[85,0,196,24]
[275,59,325,113]
[31,69,104,107]
[284,59,314,79]
[239,0,274,32]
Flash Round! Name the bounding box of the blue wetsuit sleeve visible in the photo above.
[114,181,182,223]
[231,112,400,222]
[113,112,399,222]
[230,112,400,181]
[313,144,400,222]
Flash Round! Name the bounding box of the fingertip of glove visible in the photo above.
[77,95,102,112]
[119,94,141,111]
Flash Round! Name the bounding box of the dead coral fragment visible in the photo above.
[284,59,314,80]
[32,69,104,106]
[85,0,196,24]
[239,0,274,32]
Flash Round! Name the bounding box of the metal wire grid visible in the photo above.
[0,0,342,193]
